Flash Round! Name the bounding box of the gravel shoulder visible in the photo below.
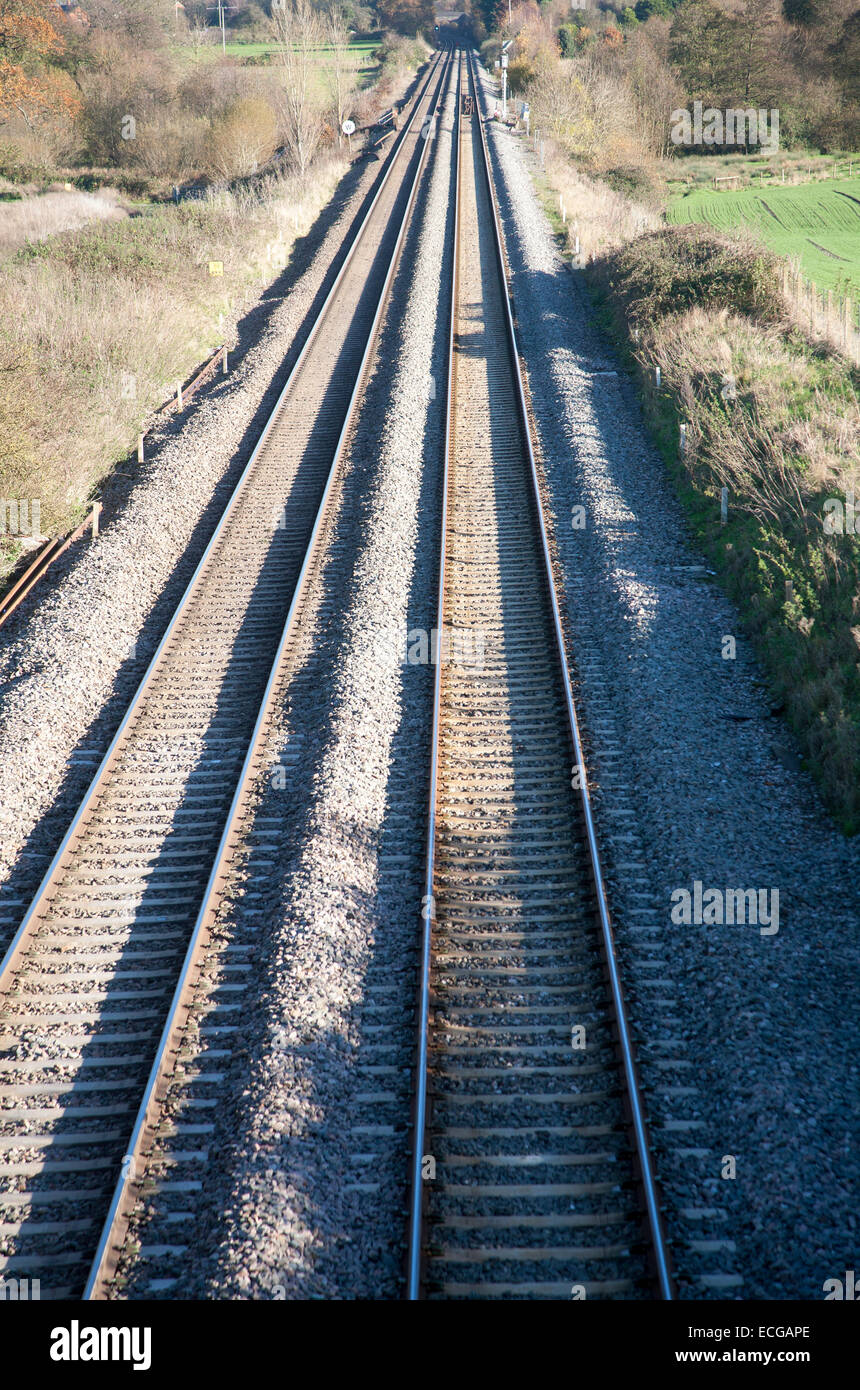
[478,64,859,1300]
[0,67,426,957]
[112,64,457,1301]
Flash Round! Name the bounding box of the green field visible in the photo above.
[172,36,379,96]
[178,38,378,65]
[667,178,860,298]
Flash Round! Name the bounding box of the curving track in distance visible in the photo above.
[405,49,674,1301]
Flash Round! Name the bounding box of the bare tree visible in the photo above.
[270,0,325,179]
[323,3,358,145]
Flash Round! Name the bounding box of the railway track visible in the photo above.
[405,51,673,1300]
[0,48,452,1301]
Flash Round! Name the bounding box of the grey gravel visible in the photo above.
[478,61,859,1300]
[0,87,420,955]
[112,63,456,1300]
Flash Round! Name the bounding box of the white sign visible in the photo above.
[342,119,355,136]
[501,54,508,68]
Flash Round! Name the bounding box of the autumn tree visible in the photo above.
[375,0,434,39]
[669,0,734,104]
[0,0,78,125]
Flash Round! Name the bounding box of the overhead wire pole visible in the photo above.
[500,39,511,122]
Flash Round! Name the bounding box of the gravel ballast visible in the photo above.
[478,62,859,1299]
[0,84,424,955]
[2,51,855,1304]
[112,64,457,1300]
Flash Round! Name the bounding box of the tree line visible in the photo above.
[0,0,430,184]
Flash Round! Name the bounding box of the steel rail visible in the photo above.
[0,50,449,1301]
[467,49,673,1300]
[406,47,462,1305]
[0,46,444,1000]
[404,47,673,1300]
[81,47,455,1300]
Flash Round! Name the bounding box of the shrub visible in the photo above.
[207,97,279,180]
[506,56,536,95]
[595,225,785,329]
[558,23,578,57]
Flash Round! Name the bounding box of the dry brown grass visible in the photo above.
[0,189,127,257]
[543,145,659,263]
[0,157,346,577]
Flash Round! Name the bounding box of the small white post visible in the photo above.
[91,502,102,538]
[137,434,145,463]
[222,346,228,374]
[721,487,728,525]
[176,382,184,411]
[679,423,687,454]
[655,365,661,388]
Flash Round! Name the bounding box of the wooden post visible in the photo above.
[91,502,102,538]
[137,434,145,464]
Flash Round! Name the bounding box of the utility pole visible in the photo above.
[501,41,511,122]
[218,0,226,53]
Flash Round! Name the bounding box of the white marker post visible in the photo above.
[342,118,355,156]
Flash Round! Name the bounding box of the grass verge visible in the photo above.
[0,157,347,581]
[587,227,860,832]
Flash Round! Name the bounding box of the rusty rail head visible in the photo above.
[0,507,101,633]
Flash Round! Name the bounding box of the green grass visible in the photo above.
[176,38,378,64]
[665,150,858,196]
[667,177,860,299]
[171,37,378,91]
[588,226,860,831]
